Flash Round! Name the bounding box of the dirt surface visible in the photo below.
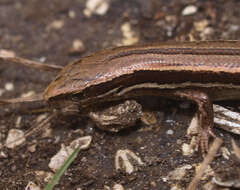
[1,0,240,189]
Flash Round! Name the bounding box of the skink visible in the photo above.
[3,41,240,153]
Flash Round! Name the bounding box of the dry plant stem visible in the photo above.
[0,93,44,105]
[0,52,62,105]
[186,137,223,190]
[0,54,63,72]
[232,139,240,159]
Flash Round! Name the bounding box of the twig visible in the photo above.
[0,93,44,105]
[187,137,223,190]
[232,139,240,159]
[0,49,63,72]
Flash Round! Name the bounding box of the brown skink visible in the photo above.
[43,41,240,152]
[4,41,240,153]
[45,41,240,102]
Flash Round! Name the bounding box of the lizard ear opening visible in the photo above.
[0,93,44,106]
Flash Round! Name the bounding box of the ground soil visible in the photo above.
[1,0,240,189]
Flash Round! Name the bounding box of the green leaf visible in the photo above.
[44,147,81,190]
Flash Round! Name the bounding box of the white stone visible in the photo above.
[84,0,109,17]
[5,82,14,91]
[25,181,41,190]
[166,129,174,135]
[0,151,7,158]
[48,136,92,172]
[121,22,139,45]
[6,129,25,149]
[21,91,35,98]
[35,170,54,183]
[47,20,64,30]
[187,114,198,136]
[113,184,124,190]
[15,116,22,128]
[194,20,209,32]
[69,10,76,19]
[182,5,198,16]
[115,149,144,174]
[69,39,85,54]
[167,165,192,180]
[221,147,230,160]
[170,185,182,190]
[182,136,198,156]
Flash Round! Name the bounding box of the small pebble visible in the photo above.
[15,116,22,128]
[47,20,64,30]
[115,149,144,174]
[170,186,182,190]
[182,5,198,16]
[53,135,60,143]
[84,0,109,17]
[113,184,124,190]
[5,129,25,149]
[25,181,41,190]
[121,22,139,45]
[69,39,85,55]
[201,27,215,39]
[39,56,46,63]
[21,91,35,98]
[194,20,209,32]
[48,144,72,172]
[221,147,230,160]
[230,24,240,32]
[28,144,37,153]
[203,27,214,35]
[176,139,182,145]
[187,115,198,135]
[35,170,54,182]
[182,143,194,156]
[48,136,92,172]
[0,151,7,158]
[162,177,168,182]
[81,157,87,162]
[104,186,110,190]
[151,181,157,187]
[69,10,76,19]
[51,20,64,29]
[167,164,192,180]
[166,129,174,135]
[5,82,14,91]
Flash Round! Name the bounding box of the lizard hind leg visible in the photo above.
[174,89,215,155]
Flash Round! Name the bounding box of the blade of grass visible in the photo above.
[44,146,81,190]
